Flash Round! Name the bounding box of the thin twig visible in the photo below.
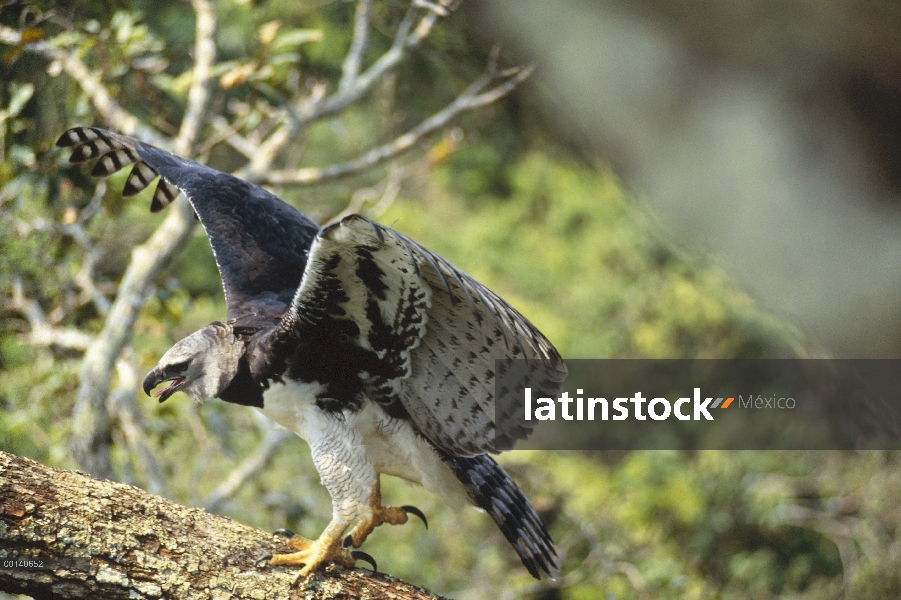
[204,425,295,513]
[298,0,460,125]
[223,0,459,183]
[339,0,373,92]
[241,121,298,182]
[77,179,107,224]
[75,248,111,316]
[330,127,461,222]
[202,114,254,157]
[264,62,532,186]
[9,277,93,351]
[331,163,403,222]
[13,212,112,318]
[174,0,217,156]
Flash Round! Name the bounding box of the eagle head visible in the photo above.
[142,322,243,403]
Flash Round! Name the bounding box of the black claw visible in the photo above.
[401,505,428,529]
[351,550,377,572]
[273,528,296,538]
[254,553,272,568]
[342,534,354,549]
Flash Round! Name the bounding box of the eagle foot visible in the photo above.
[273,528,297,538]
[400,505,429,529]
[350,550,378,572]
[343,504,428,549]
[268,532,356,578]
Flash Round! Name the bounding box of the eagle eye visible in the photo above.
[167,360,190,374]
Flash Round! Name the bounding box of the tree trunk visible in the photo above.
[0,452,445,600]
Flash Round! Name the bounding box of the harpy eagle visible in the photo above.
[57,126,566,580]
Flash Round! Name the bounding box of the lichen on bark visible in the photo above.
[0,451,445,600]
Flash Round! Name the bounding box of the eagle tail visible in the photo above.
[441,454,559,580]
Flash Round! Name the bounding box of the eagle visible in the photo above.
[57,126,566,580]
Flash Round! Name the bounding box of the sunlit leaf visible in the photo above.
[271,28,323,52]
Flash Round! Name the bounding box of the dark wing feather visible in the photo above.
[276,214,567,455]
[57,127,320,320]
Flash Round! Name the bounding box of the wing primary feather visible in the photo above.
[380,222,549,361]
[408,239,458,306]
[465,280,500,329]
[457,277,486,327]
[470,286,513,350]
[91,148,139,177]
[375,226,532,362]
[506,316,531,362]
[68,138,113,163]
[151,179,180,212]
[430,252,481,317]
[55,128,90,147]
[459,279,509,346]
[366,219,386,243]
[383,228,422,278]
[123,162,158,197]
[376,227,457,305]
[479,289,533,363]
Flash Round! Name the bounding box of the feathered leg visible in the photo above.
[265,413,424,578]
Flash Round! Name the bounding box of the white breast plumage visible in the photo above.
[260,381,470,510]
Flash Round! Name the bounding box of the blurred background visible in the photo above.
[470,0,901,359]
[1,0,900,598]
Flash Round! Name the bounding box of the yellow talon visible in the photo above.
[269,523,355,577]
[344,504,409,548]
[265,479,425,578]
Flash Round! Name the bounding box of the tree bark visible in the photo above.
[0,452,445,600]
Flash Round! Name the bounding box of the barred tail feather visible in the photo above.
[442,454,559,580]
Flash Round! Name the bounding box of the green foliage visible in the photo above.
[386,149,806,360]
[0,2,897,599]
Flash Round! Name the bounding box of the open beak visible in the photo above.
[142,368,185,403]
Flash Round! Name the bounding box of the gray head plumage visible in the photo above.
[142,321,243,403]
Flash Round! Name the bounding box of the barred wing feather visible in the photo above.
[279,214,567,455]
[56,127,320,318]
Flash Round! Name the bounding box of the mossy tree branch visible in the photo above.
[0,452,445,600]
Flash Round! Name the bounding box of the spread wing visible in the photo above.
[56,127,321,320]
[276,214,567,455]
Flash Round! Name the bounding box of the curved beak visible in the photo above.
[142,368,162,396]
[142,368,184,403]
